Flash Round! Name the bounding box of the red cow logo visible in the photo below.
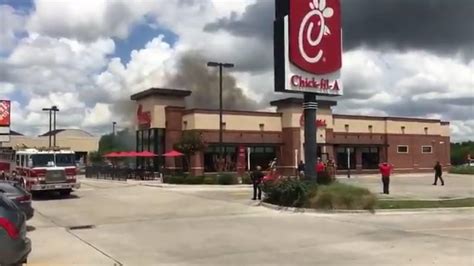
[136,104,151,126]
[290,0,342,74]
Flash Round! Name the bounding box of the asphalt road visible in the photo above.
[27,178,474,265]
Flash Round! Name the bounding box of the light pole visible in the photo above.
[51,106,59,147]
[206,61,234,166]
[112,121,117,136]
[43,106,59,148]
[42,107,53,147]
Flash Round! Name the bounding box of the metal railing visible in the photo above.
[85,166,156,181]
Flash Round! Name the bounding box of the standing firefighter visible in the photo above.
[433,161,445,186]
[251,165,264,200]
[379,162,393,194]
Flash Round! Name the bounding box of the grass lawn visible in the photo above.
[376,198,474,209]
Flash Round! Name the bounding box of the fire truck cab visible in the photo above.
[12,148,80,196]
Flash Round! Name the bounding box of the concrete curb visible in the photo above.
[259,201,474,215]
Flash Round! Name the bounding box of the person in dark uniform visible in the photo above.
[433,161,445,186]
[297,161,305,178]
[0,171,5,181]
[251,165,264,200]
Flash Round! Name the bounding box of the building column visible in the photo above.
[190,151,204,176]
[356,148,363,174]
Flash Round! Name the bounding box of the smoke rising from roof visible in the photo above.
[167,52,258,110]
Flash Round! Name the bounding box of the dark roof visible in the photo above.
[130,88,192,101]
[9,130,23,136]
[270,97,337,107]
[39,129,65,137]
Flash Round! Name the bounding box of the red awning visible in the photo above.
[162,150,184,157]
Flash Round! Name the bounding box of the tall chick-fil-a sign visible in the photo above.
[274,0,343,96]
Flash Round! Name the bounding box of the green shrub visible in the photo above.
[217,173,237,185]
[449,165,474,175]
[185,175,204,184]
[262,178,312,207]
[308,183,375,210]
[164,175,186,184]
[203,176,217,184]
[241,173,252,184]
[316,171,333,185]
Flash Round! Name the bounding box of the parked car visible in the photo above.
[0,181,34,220]
[0,193,31,265]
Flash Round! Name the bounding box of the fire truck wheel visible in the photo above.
[59,189,71,197]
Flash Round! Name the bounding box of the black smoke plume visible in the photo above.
[168,52,258,110]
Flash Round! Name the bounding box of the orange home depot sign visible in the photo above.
[299,114,327,127]
[0,100,11,126]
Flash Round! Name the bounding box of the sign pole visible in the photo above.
[303,93,317,181]
[347,147,351,178]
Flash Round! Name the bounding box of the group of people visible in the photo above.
[0,170,16,181]
[377,161,445,194]
[250,157,446,200]
[297,158,337,180]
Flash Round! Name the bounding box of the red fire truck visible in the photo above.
[0,148,80,196]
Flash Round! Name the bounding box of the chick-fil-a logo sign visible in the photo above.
[290,0,342,75]
[0,100,11,126]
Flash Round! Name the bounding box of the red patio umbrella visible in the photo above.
[104,151,131,158]
[136,151,158,157]
[162,150,184,157]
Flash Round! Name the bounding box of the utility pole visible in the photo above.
[206,61,234,168]
[112,121,117,136]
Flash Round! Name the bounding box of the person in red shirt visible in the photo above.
[379,162,393,194]
[315,158,326,173]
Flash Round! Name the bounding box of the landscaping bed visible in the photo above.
[261,177,474,211]
[449,165,474,175]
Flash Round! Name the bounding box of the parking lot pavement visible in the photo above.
[27,179,474,265]
[339,173,474,199]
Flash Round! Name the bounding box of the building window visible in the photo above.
[397,145,409,153]
[401,126,406,134]
[344,124,349,132]
[259,123,265,131]
[424,127,428,135]
[422,146,433,154]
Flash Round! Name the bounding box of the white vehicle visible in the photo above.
[1,148,80,196]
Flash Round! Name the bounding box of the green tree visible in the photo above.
[173,131,207,174]
[451,141,474,165]
[88,151,103,165]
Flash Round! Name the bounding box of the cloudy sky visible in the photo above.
[0,0,473,141]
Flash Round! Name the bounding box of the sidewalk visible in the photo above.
[339,173,474,200]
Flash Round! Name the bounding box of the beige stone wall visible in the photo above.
[385,120,443,135]
[333,116,446,135]
[136,96,185,129]
[182,113,282,131]
[333,118,386,133]
[440,124,450,137]
[5,135,99,152]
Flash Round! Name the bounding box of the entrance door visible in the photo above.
[336,147,356,170]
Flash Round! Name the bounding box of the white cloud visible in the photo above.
[0,5,27,54]
[27,0,151,42]
[2,1,473,143]
[82,103,112,128]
